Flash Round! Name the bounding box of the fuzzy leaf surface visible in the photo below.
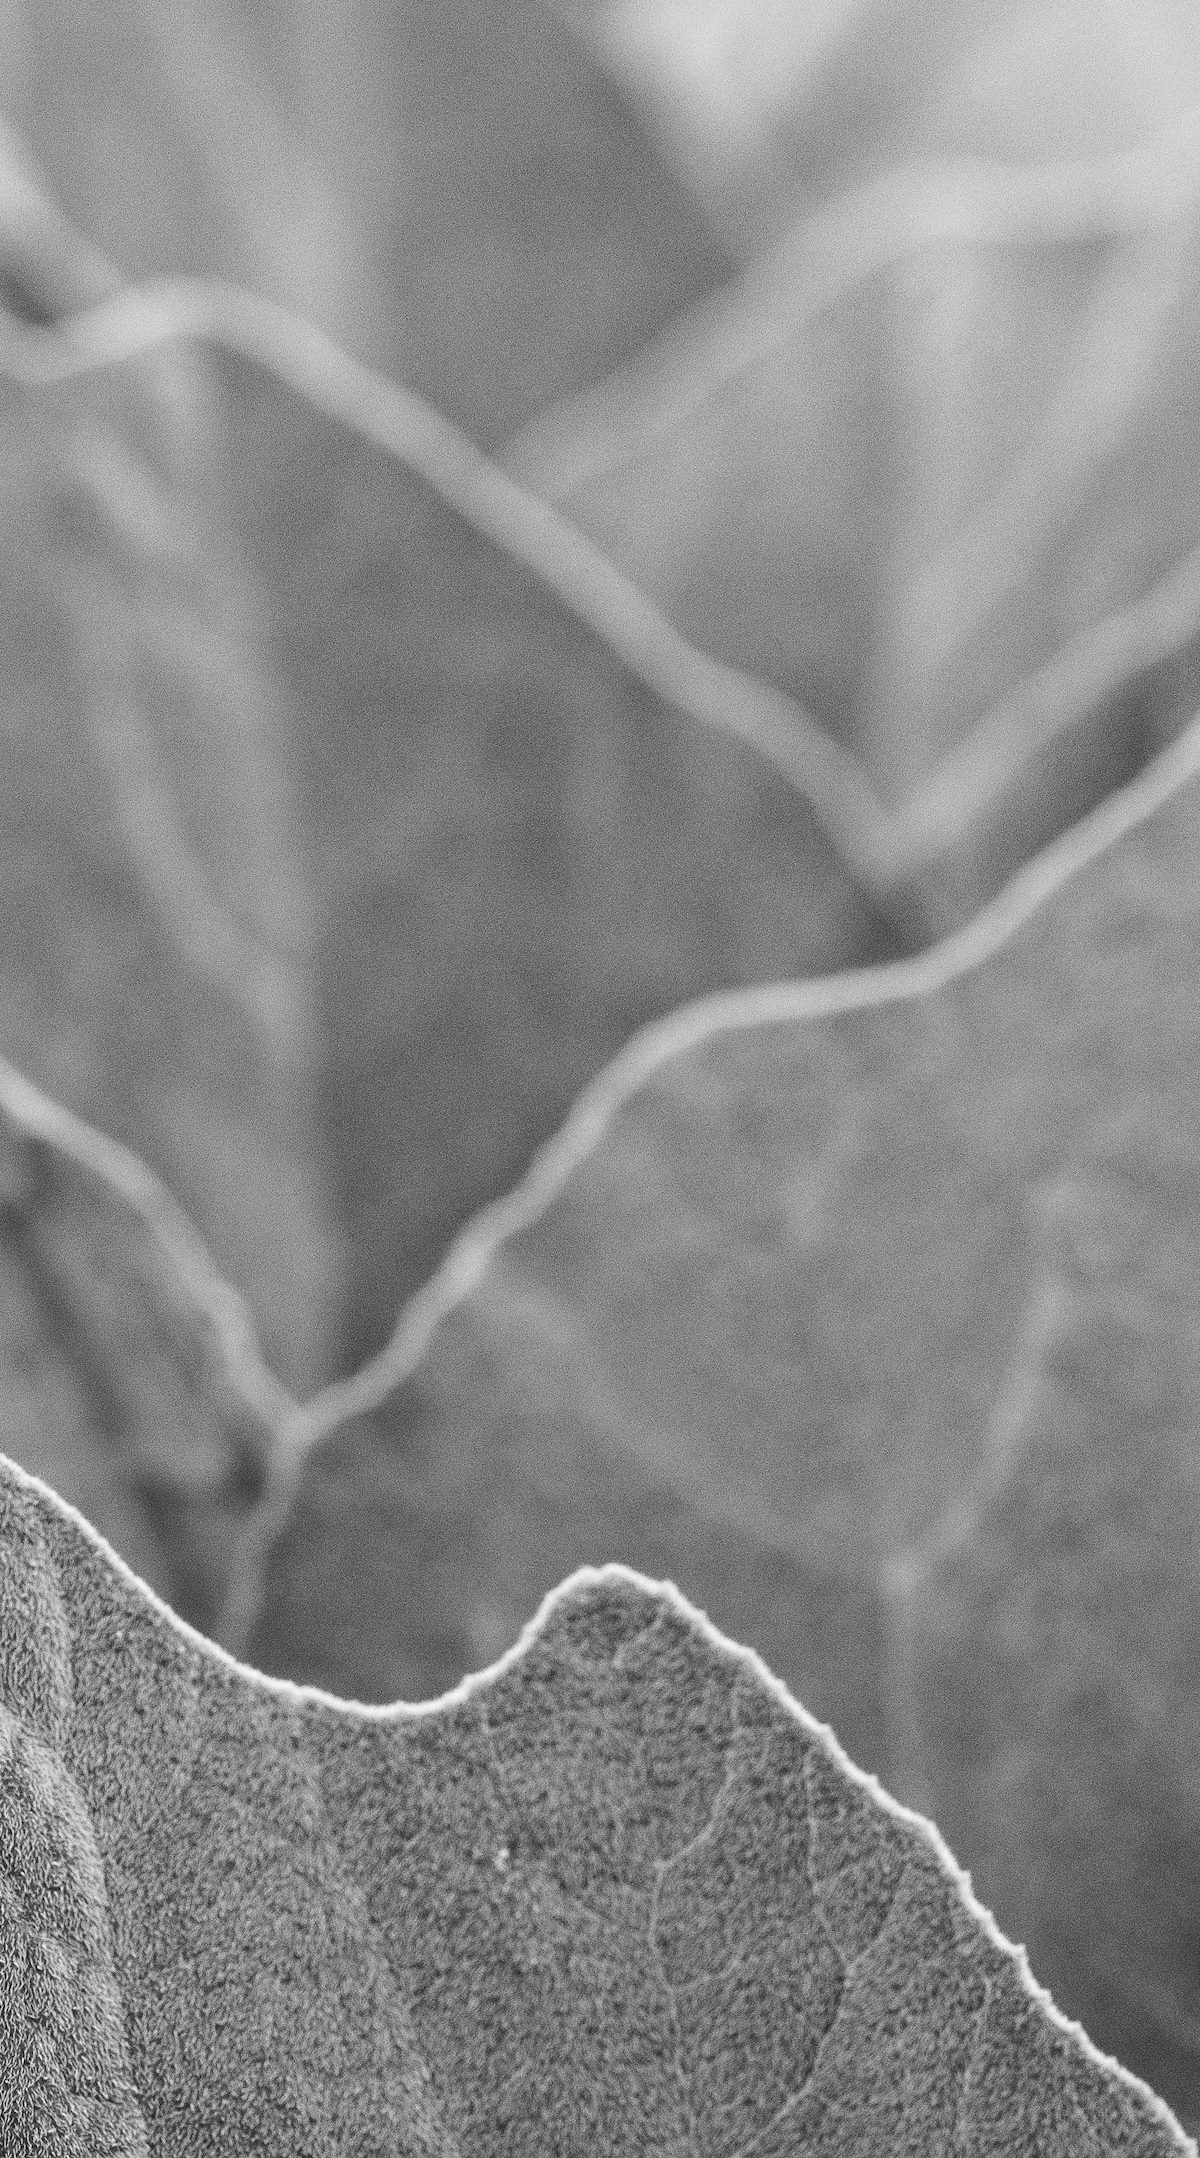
[0,1451,1190,2155]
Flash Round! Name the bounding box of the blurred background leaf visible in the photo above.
[0,0,728,443]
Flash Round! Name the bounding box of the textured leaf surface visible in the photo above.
[245,715,1200,2123]
[1,288,895,1381]
[507,53,1200,927]
[0,1450,1190,2155]
[0,0,727,446]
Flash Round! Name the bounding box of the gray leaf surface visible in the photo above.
[0,1449,1190,2156]
[508,40,1200,928]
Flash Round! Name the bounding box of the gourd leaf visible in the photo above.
[0,1449,1190,2155]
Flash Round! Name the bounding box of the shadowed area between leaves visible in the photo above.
[505,103,1200,931]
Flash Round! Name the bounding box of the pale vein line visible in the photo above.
[879,1270,1070,1818]
[10,301,314,1058]
[7,270,1200,920]
[503,120,1200,886]
[896,529,1200,862]
[904,219,1189,687]
[724,1750,847,2158]
[646,1695,744,2158]
[882,1271,1070,1609]
[129,0,353,319]
[288,708,1200,1442]
[215,699,1200,1649]
[502,104,1200,499]
[734,1749,913,2158]
[77,585,308,1066]
[648,1857,703,2158]
[0,277,897,906]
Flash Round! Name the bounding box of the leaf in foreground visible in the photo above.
[0,1454,1190,2155]
[246,713,1200,2120]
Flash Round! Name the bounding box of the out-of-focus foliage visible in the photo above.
[0,0,727,444]
[520,1,1200,926]
[4,0,1200,2143]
